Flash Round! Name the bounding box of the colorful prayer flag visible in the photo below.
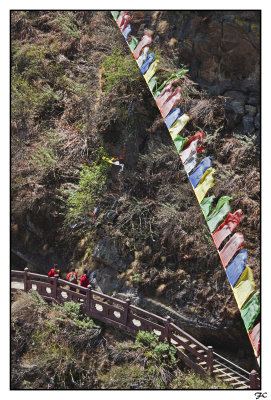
[189,157,212,188]
[248,323,260,357]
[206,196,232,232]
[194,168,215,203]
[111,11,119,20]
[129,36,138,51]
[212,210,243,248]
[233,266,256,309]
[153,69,188,99]
[241,291,260,332]
[173,135,189,153]
[140,53,155,75]
[219,232,245,268]
[169,114,190,139]
[200,196,216,217]
[148,75,157,92]
[133,33,152,59]
[144,60,158,83]
[164,108,182,129]
[184,152,198,174]
[122,24,131,40]
[137,46,149,68]
[180,139,199,163]
[226,249,248,287]
[160,87,182,118]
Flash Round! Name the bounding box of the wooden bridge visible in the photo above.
[11,268,260,390]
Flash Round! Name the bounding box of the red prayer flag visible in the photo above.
[120,15,131,32]
[116,11,129,29]
[156,79,177,109]
[212,210,243,248]
[180,139,198,164]
[183,131,205,154]
[219,232,245,268]
[249,322,260,357]
[133,33,152,59]
[160,87,182,118]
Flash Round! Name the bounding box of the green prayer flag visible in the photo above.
[153,69,189,99]
[200,196,215,218]
[111,11,119,20]
[241,291,260,332]
[129,37,138,52]
[148,76,158,92]
[206,196,232,232]
[173,135,188,153]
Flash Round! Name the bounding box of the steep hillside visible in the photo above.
[11,290,231,389]
[11,10,260,366]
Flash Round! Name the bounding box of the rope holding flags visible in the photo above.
[111,10,260,362]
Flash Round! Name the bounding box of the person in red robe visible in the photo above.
[79,269,89,294]
[48,264,58,285]
[66,268,78,291]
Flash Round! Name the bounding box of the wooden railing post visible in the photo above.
[23,267,29,292]
[123,299,130,326]
[86,284,92,316]
[53,274,59,301]
[206,346,214,375]
[249,370,259,389]
[164,316,172,341]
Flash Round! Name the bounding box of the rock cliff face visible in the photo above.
[11,11,260,362]
[131,10,260,137]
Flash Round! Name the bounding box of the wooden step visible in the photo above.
[213,368,228,373]
[224,377,239,382]
[235,385,248,390]
[175,335,189,343]
[231,381,248,387]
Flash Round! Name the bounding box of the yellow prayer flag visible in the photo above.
[194,168,215,203]
[102,156,115,164]
[144,61,159,83]
[169,114,190,139]
[233,266,256,309]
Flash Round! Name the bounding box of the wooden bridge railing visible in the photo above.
[11,268,259,388]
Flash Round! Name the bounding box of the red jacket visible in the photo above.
[80,274,89,288]
[66,271,78,284]
[48,268,57,284]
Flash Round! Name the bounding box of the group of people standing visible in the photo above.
[48,264,89,290]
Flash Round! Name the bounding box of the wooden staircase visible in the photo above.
[11,268,260,389]
[172,334,257,389]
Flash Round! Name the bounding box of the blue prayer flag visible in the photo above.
[122,24,131,41]
[189,157,212,188]
[164,108,182,129]
[140,53,155,75]
[226,250,248,287]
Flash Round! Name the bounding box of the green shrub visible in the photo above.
[31,144,58,173]
[62,301,82,320]
[60,301,99,329]
[98,364,152,389]
[11,72,61,123]
[60,147,110,226]
[102,49,142,93]
[54,12,81,38]
[134,330,159,349]
[132,273,142,284]
[134,330,177,365]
